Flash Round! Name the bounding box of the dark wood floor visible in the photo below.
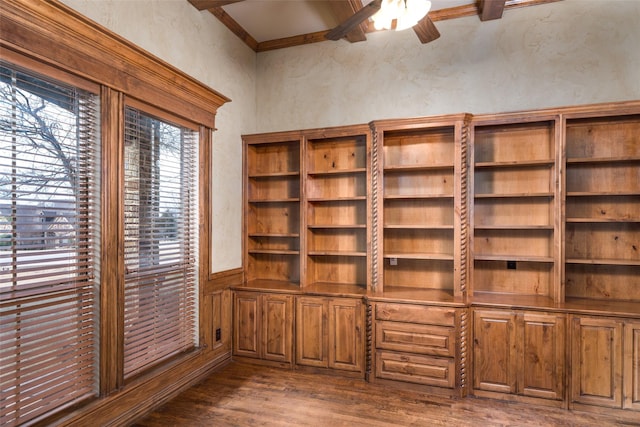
[133,362,637,426]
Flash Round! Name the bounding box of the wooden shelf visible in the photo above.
[383,163,454,172]
[307,196,366,202]
[475,225,553,230]
[566,258,640,266]
[384,253,454,261]
[474,192,554,199]
[566,218,640,223]
[307,168,365,176]
[249,233,300,238]
[566,191,638,197]
[384,224,454,230]
[566,156,640,164]
[308,251,367,257]
[475,159,554,168]
[384,194,454,200]
[248,171,299,178]
[474,255,554,263]
[248,198,300,203]
[248,249,300,255]
[308,224,366,229]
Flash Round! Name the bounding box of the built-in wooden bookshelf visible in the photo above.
[240,102,640,415]
[303,127,371,290]
[244,133,302,285]
[470,115,561,301]
[243,126,371,291]
[563,112,640,302]
[371,115,470,298]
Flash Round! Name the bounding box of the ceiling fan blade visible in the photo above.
[325,0,382,41]
[413,15,440,44]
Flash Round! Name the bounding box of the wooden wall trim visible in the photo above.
[206,267,244,293]
[0,0,230,128]
[100,87,126,395]
[59,352,232,426]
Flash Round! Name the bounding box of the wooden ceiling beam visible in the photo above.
[479,0,507,21]
[326,0,368,43]
[188,0,244,11]
[413,16,440,44]
[199,0,562,52]
[209,7,258,51]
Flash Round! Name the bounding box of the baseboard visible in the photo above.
[57,351,232,427]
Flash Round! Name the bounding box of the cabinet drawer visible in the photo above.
[376,350,455,388]
[375,303,456,326]
[376,321,455,357]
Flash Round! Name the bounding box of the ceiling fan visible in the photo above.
[325,0,441,44]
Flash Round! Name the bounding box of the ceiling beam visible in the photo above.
[188,0,244,11]
[258,31,330,53]
[413,16,440,44]
[203,0,562,52]
[479,0,507,21]
[326,0,368,43]
[209,7,258,51]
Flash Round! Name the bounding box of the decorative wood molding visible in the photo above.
[459,309,469,396]
[1,0,230,128]
[458,117,471,297]
[369,123,380,292]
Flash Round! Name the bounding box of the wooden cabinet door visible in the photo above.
[233,292,260,358]
[328,298,364,373]
[296,296,328,367]
[518,312,565,401]
[262,294,293,363]
[571,316,623,408]
[624,322,640,411]
[473,310,517,394]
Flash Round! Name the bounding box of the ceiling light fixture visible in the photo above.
[372,0,432,32]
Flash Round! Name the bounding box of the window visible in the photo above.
[0,63,100,425]
[1,2,228,423]
[122,106,199,379]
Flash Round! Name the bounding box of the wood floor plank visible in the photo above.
[133,362,636,426]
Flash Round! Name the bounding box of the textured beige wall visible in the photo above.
[61,0,256,272]
[256,0,640,132]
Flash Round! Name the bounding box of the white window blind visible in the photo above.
[0,63,100,426]
[123,106,198,379]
